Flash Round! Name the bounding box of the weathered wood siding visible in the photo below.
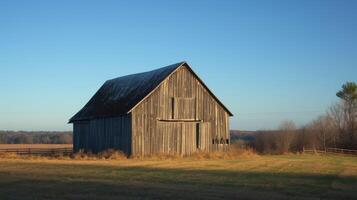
[131,65,230,156]
[73,115,131,154]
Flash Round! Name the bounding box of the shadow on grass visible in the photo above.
[0,162,356,200]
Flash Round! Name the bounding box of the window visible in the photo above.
[171,98,175,119]
[212,137,229,144]
[220,137,224,144]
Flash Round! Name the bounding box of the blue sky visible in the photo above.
[0,0,356,131]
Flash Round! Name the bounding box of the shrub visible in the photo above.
[71,149,127,160]
[97,149,127,160]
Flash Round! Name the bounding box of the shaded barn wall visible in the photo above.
[131,66,230,156]
[73,115,131,154]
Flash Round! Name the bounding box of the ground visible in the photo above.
[0,154,356,200]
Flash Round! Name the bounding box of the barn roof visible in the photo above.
[69,61,233,123]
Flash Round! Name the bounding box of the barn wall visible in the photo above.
[73,114,131,155]
[73,121,89,152]
[131,66,230,156]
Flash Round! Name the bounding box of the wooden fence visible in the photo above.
[0,147,73,156]
[303,148,357,156]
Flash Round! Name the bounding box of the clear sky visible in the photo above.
[0,0,356,131]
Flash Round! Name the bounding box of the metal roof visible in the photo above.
[69,61,232,123]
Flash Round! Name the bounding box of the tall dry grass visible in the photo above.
[72,149,127,160]
[0,144,258,161]
[131,143,258,160]
[188,144,257,160]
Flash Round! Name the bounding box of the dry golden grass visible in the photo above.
[0,148,256,161]
[72,149,128,160]
[0,144,356,199]
[131,144,258,160]
[0,154,356,200]
[0,143,255,161]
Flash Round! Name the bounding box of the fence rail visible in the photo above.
[0,147,73,156]
[303,148,357,156]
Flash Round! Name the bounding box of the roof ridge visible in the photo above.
[107,61,186,82]
[69,61,184,122]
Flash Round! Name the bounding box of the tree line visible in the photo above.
[1,82,355,151]
[250,81,357,153]
[0,131,72,144]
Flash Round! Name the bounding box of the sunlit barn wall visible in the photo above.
[131,66,230,156]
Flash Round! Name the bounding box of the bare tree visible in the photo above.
[248,82,357,153]
[290,126,307,152]
[276,120,296,153]
[59,133,73,144]
[308,115,337,151]
[328,103,348,148]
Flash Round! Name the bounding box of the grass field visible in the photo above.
[0,144,72,149]
[0,154,356,200]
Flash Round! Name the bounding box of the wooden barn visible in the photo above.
[69,62,233,156]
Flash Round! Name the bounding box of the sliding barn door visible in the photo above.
[198,122,211,151]
[157,122,198,155]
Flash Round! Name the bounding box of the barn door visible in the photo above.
[157,122,197,155]
[198,122,210,151]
